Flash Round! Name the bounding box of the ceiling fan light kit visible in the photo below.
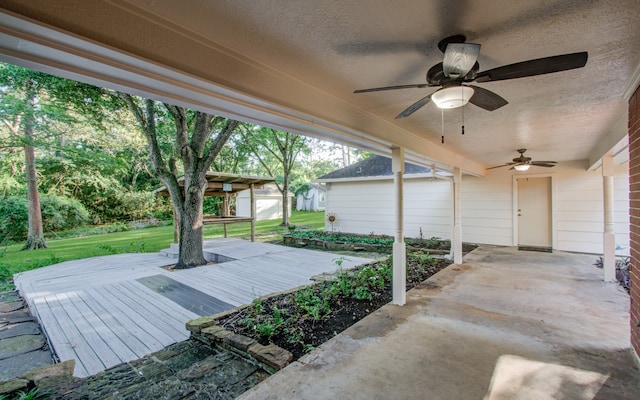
[354,34,588,119]
[487,149,557,171]
[431,86,474,109]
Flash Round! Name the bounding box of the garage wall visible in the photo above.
[324,177,452,239]
[322,162,630,253]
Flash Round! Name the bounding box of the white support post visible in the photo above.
[391,147,406,306]
[602,154,616,282]
[452,166,463,264]
[250,183,256,242]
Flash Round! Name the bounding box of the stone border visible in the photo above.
[186,317,292,374]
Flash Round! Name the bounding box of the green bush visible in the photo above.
[0,196,29,240]
[0,194,91,241]
[41,194,91,232]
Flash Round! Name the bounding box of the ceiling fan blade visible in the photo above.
[474,52,588,83]
[468,85,508,111]
[354,83,433,93]
[443,43,481,78]
[530,162,557,167]
[486,162,515,170]
[395,94,432,119]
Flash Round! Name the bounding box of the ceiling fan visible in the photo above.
[354,35,588,119]
[487,149,557,171]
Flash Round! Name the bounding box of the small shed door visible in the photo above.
[517,177,552,249]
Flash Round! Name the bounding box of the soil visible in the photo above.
[218,248,471,360]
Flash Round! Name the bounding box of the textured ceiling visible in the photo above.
[0,0,638,171]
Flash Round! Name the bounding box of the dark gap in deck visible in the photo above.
[136,275,233,316]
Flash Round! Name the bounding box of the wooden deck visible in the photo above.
[14,239,373,377]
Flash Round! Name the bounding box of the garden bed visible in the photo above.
[283,230,475,254]
[217,250,458,360]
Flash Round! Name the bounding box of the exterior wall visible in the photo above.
[324,177,452,239]
[296,188,326,211]
[323,162,630,253]
[629,84,640,358]
[236,192,292,221]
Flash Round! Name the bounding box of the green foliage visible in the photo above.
[289,230,395,246]
[0,196,28,240]
[40,194,90,231]
[0,194,90,241]
[13,388,51,400]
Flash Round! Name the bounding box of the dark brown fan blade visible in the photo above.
[530,162,557,167]
[486,162,516,170]
[395,94,432,119]
[354,83,433,93]
[474,52,588,83]
[468,85,508,111]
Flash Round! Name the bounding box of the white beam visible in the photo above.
[452,167,463,265]
[602,154,616,282]
[391,147,406,306]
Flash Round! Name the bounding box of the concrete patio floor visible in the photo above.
[238,246,640,400]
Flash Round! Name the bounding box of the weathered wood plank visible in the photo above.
[65,290,140,362]
[78,289,157,358]
[54,292,123,369]
[40,294,103,377]
[105,281,194,340]
[90,286,175,348]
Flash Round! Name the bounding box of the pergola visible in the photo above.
[154,172,274,243]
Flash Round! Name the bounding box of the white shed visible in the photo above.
[296,183,326,211]
[316,155,630,255]
[237,184,293,221]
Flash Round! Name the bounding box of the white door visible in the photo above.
[517,177,552,249]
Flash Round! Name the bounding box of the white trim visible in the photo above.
[316,172,452,183]
[624,62,640,101]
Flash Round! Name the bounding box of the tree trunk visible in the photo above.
[281,182,290,226]
[174,180,207,269]
[23,123,47,250]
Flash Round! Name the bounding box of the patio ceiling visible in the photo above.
[0,1,638,175]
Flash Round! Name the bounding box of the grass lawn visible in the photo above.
[0,211,325,292]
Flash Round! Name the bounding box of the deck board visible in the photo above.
[15,239,374,377]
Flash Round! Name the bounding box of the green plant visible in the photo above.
[251,297,264,315]
[14,388,51,400]
[255,320,276,338]
[294,287,330,320]
[97,244,118,254]
[354,285,372,300]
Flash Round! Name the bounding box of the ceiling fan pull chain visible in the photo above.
[441,108,445,144]
[461,102,465,135]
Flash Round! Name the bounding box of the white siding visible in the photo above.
[323,160,630,254]
[324,178,452,239]
[462,172,514,246]
[237,192,292,221]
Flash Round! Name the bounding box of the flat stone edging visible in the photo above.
[186,316,293,374]
[0,360,75,398]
